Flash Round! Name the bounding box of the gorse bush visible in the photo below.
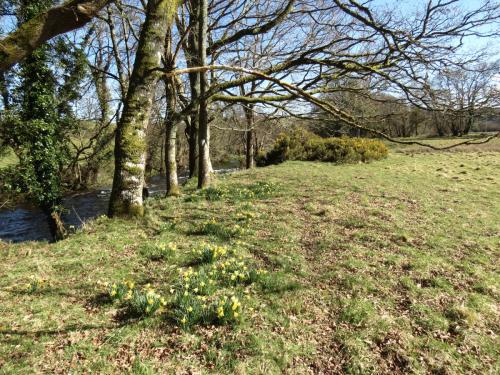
[256,128,388,166]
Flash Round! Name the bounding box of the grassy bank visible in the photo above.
[0,151,499,374]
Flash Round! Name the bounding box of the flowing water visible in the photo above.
[0,168,238,243]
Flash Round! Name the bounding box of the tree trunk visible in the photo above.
[244,105,255,169]
[49,211,67,241]
[188,113,198,177]
[185,0,200,179]
[197,0,210,188]
[164,26,180,196]
[109,0,177,217]
[165,115,180,195]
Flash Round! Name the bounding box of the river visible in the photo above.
[0,168,237,243]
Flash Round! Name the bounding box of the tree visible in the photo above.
[0,0,79,240]
[0,0,112,72]
[108,0,179,217]
[430,62,500,136]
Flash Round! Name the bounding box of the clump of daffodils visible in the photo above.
[203,186,228,201]
[129,284,167,316]
[194,242,229,263]
[24,275,48,293]
[199,219,246,239]
[141,241,177,261]
[105,280,135,301]
[177,267,216,296]
[235,210,258,222]
[214,295,242,324]
[212,257,267,286]
[174,291,210,328]
[102,280,166,317]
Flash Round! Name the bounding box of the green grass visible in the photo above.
[1,150,499,374]
[0,148,18,169]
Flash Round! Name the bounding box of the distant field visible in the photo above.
[1,151,498,374]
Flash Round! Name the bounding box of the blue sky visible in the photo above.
[371,0,499,53]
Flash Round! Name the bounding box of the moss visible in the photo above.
[167,186,181,197]
[121,131,147,162]
[123,164,143,177]
[109,199,144,218]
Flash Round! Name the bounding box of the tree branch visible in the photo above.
[0,0,112,72]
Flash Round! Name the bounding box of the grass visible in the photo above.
[0,149,499,374]
[0,148,18,169]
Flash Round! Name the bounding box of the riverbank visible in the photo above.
[1,152,499,373]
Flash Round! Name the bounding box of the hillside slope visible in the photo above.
[1,153,499,374]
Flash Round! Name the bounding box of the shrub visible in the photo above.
[257,128,388,166]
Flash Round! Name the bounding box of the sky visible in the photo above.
[368,0,499,57]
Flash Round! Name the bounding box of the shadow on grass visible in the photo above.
[85,292,113,308]
[0,322,120,341]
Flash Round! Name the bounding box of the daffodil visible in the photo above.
[217,307,224,318]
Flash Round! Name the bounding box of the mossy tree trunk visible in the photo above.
[108,0,178,217]
[165,93,180,196]
[197,0,210,188]
[164,26,180,196]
